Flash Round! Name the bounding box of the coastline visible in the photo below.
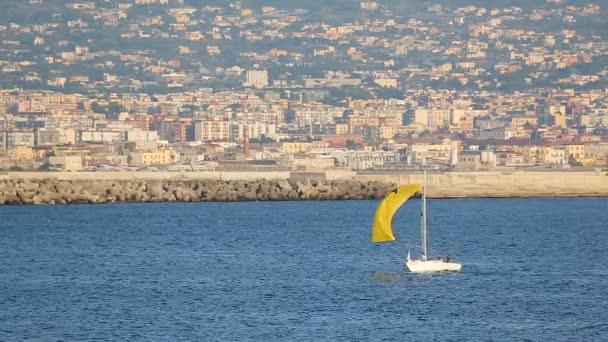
[1,170,607,205]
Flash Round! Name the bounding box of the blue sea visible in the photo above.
[1,198,607,341]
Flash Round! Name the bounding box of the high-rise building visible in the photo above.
[244,70,268,88]
[194,120,231,141]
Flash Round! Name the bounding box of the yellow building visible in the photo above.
[6,147,34,161]
[348,116,381,134]
[378,125,396,140]
[432,63,453,73]
[374,78,398,88]
[241,8,254,16]
[562,144,585,160]
[282,142,312,154]
[552,113,567,128]
[130,149,172,166]
[335,123,349,135]
[537,147,566,165]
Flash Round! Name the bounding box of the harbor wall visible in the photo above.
[353,171,608,197]
[0,170,607,204]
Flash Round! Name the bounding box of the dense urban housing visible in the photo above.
[0,0,607,172]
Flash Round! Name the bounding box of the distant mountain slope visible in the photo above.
[219,0,601,11]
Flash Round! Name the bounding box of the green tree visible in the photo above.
[346,139,360,150]
[7,104,18,114]
[37,162,51,171]
[107,102,125,115]
[568,154,582,166]
[91,102,106,114]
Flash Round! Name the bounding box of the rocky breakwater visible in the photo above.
[0,179,396,205]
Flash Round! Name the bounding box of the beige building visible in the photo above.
[552,113,567,128]
[584,143,608,165]
[511,116,538,127]
[537,147,566,165]
[244,70,269,88]
[6,130,35,148]
[36,128,77,146]
[288,155,335,170]
[49,155,83,171]
[407,140,458,165]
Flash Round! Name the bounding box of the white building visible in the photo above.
[457,150,496,170]
[80,130,123,143]
[331,150,400,170]
[474,127,517,140]
[406,140,459,166]
[234,122,277,141]
[6,130,36,148]
[194,120,232,141]
[126,130,158,142]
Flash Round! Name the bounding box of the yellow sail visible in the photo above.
[371,184,422,243]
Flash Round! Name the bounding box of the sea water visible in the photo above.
[1,198,607,341]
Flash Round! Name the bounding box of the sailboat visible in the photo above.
[371,172,462,273]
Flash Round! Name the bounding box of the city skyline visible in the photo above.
[0,0,606,172]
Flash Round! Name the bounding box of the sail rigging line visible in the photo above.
[420,171,428,261]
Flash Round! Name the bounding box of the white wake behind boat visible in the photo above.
[371,171,462,273]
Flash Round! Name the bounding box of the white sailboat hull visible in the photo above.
[406,258,462,273]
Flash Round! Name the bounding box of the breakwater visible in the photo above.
[1,170,606,204]
[0,179,395,205]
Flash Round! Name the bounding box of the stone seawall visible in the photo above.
[0,179,395,205]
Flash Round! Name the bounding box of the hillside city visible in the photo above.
[0,0,607,172]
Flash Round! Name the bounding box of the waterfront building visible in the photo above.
[49,155,83,171]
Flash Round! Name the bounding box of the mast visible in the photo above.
[421,170,428,260]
